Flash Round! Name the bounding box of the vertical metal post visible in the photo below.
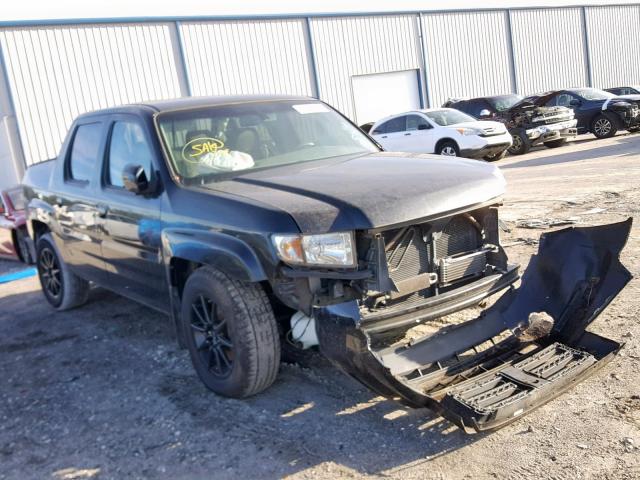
[416,13,431,108]
[581,7,594,87]
[303,17,320,99]
[505,9,519,94]
[169,21,192,97]
[0,41,27,180]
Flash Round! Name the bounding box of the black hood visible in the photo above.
[206,152,506,233]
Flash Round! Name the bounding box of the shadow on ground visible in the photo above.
[0,281,486,478]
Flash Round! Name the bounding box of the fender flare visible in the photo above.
[162,228,268,284]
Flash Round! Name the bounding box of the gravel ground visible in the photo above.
[1,134,639,480]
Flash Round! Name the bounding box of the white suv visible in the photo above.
[368,108,513,161]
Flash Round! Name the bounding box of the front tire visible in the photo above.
[36,233,90,310]
[181,266,280,398]
[436,140,459,157]
[544,138,567,149]
[508,131,531,155]
[592,114,618,139]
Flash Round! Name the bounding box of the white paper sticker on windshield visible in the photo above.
[292,103,330,114]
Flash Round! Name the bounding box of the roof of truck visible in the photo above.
[77,95,315,118]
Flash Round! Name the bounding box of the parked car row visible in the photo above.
[361,86,640,160]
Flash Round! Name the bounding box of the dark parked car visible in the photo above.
[0,186,33,263]
[443,94,577,155]
[22,96,632,433]
[606,86,640,96]
[533,88,640,138]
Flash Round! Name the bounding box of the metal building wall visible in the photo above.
[421,11,513,107]
[0,23,183,165]
[309,15,421,119]
[178,20,314,97]
[510,8,588,95]
[586,5,640,89]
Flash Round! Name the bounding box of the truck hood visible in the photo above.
[206,152,506,233]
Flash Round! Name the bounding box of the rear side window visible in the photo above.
[372,116,406,135]
[68,123,102,182]
[107,121,154,188]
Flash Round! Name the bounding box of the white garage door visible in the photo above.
[351,70,421,125]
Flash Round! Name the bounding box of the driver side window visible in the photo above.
[106,121,153,188]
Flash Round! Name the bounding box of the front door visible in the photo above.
[97,116,168,312]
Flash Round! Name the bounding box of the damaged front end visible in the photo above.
[314,219,632,433]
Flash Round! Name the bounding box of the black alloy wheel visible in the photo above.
[189,294,234,379]
[38,246,62,303]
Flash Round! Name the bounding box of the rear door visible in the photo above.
[54,121,108,283]
[370,115,409,151]
[96,115,168,312]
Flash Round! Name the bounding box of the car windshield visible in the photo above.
[487,95,523,112]
[423,109,477,126]
[156,100,379,184]
[573,88,615,101]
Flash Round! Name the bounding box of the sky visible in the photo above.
[1,0,635,23]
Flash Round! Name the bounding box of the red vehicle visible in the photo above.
[0,186,33,263]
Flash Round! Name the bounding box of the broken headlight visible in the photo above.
[273,232,356,268]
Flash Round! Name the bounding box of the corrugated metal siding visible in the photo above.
[179,20,313,97]
[421,11,513,107]
[309,15,420,119]
[511,8,588,95]
[586,5,640,89]
[0,24,182,165]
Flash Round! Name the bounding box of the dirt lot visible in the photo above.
[1,134,639,480]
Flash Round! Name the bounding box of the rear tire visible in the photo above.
[436,140,459,157]
[483,150,507,162]
[508,131,531,155]
[16,228,34,264]
[543,138,567,149]
[36,233,90,310]
[181,266,280,398]
[591,114,618,139]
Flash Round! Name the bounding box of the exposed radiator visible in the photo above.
[439,250,488,285]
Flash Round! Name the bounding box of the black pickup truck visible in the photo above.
[22,96,632,433]
[444,94,578,155]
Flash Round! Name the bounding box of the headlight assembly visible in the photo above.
[272,232,356,268]
[456,127,484,136]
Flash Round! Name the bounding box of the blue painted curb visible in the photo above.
[0,267,38,284]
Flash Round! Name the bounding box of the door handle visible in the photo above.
[404,133,411,136]
[381,135,388,139]
[96,204,109,218]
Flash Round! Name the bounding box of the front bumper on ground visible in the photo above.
[315,220,632,433]
[460,142,512,159]
[526,119,578,145]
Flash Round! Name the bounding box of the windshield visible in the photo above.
[157,100,379,184]
[423,109,477,126]
[487,95,523,112]
[573,88,615,101]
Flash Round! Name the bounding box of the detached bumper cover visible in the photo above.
[526,119,578,144]
[315,219,632,433]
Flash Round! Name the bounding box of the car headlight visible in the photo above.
[272,232,356,268]
[456,127,484,136]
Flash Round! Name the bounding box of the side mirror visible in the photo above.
[417,124,430,130]
[122,164,150,195]
[479,109,492,118]
[569,99,581,107]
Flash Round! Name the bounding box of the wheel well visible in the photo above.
[31,220,49,241]
[169,257,286,326]
[169,258,200,299]
[435,138,457,152]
